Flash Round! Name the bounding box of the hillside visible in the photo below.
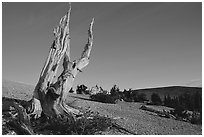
[133,86,202,101]
[66,93,202,135]
[2,80,202,135]
[2,79,34,101]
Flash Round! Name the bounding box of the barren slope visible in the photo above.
[2,80,202,135]
[2,79,34,101]
[66,93,202,135]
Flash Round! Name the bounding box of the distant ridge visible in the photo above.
[132,86,202,101]
[184,79,202,87]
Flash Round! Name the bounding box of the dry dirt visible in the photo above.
[2,80,202,135]
[66,93,202,135]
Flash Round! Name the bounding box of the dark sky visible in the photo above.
[2,2,202,90]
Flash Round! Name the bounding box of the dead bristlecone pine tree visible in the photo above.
[26,3,94,119]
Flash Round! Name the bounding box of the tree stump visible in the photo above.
[26,3,94,119]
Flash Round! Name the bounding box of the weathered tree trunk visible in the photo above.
[27,3,94,119]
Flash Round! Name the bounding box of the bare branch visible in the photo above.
[81,18,94,59]
[76,18,94,71]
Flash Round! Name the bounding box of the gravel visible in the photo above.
[67,93,202,135]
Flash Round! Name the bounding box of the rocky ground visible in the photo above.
[2,80,202,135]
[66,93,202,135]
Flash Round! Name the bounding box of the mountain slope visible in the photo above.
[2,80,202,135]
[132,86,202,100]
[2,79,34,101]
[66,93,202,135]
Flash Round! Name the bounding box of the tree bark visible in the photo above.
[27,3,94,119]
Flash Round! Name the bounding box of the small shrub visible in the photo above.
[69,88,75,93]
[170,106,202,125]
[2,100,117,135]
[90,93,117,104]
[134,93,148,102]
[190,112,202,125]
[41,110,114,135]
[110,85,120,97]
[76,84,88,94]
[151,93,162,105]
[123,89,133,102]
